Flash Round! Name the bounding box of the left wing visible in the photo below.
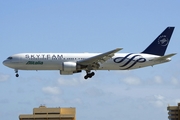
[77,48,122,67]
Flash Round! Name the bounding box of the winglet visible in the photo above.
[113,48,123,52]
[142,27,175,56]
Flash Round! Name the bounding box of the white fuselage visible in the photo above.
[3,53,170,71]
[2,27,175,79]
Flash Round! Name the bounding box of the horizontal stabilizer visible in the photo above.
[152,53,176,61]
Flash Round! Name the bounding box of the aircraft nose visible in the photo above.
[3,60,9,66]
[3,60,6,66]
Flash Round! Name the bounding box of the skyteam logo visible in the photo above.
[114,53,146,69]
[158,35,169,46]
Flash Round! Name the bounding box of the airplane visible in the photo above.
[3,27,176,79]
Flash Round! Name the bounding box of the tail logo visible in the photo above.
[158,35,169,46]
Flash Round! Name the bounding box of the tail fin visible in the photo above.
[142,27,175,56]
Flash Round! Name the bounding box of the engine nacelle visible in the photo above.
[62,62,77,71]
[60,62,82,75]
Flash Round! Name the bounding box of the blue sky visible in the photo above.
[0,0,180,120]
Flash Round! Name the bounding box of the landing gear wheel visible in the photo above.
[84,75,88,79]
[91,72,95,76]
[84,71,95,79]
[15,69,19,77]
[16,74,19,77]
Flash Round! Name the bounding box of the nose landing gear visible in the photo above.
[15,69,19,77]
[16,74,19,77]
[84,71,95,79]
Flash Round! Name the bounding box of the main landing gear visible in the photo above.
[84,71,95,79]
[15,69,19,77]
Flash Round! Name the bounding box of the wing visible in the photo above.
[77,48,122,69]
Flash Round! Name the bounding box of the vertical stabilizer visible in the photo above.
[142,27,175,56]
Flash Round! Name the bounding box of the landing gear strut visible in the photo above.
[84,71,95,79]
[15,69,19,77]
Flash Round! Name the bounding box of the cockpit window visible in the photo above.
[7,57,13,60]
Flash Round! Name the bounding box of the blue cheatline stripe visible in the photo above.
[113,54,147,70]
[123,58,146,69]
[113,53,133,63]
[120,55,140,67]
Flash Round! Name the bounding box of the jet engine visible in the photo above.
[60,62,81,75]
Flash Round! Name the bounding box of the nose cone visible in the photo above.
[3,60,8,66]
[3,59,14,68]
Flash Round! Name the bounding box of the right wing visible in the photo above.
[77,48,122,69]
